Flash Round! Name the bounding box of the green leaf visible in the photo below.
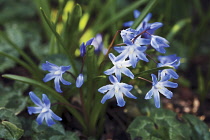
[0,51,34,74]
[30,121,79,140]
[166,18,191,41]
[135,66,174,77]
[95,0,147,33]
[40,7,78,74]
[0,82,28,115]
[2,74,86,130]
[1,121,24,140]
[131,0,158,29]
[0,108,23,140]
[183,114,210,140]
[63,4,82,53]
[127,109,191,140]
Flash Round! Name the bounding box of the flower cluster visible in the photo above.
[98,10,180,107]
[27,10,180,127]
[27,36,104,126]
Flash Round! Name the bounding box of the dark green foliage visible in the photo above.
[127,109,210,140]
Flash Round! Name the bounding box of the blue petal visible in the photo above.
[42,61,59,71]
[108,53,116,63]
[167,69,179,79]
[134,38,151,46]
[133,10,140,18]
[123,21,134,27]
[136,46,147,52]
[109,75,119,84]
[104,67,115,75]
[120,83,133,91]
[86,38,94,46]
[115,92,125,107]
[80,43,86,57]
[121,68,134,79]
[42,94,51,109]
[153,90,160,108]
[29,92,43,107]
[76,74,84,88]
[160,74,170,82]
[50,110,62,121]
[27,107,42,115]
[150,22,163,30]
[60,77,71,85]
[101,90,114,104]
[115,50,128,62]
[45,113,56,126]
[98,85,113,93]
[115,70,122,81]
[145,89,154,99]
[124,91,137,99]
[43,73,55,82]
[129,53,137,68]
[54,77,62,93]
[143,13,152,23]
[162,81,178,88]
[151,74,158,85]
[158,87,173,99]
[61,66,71,72]
[36,112,45,125]
[136,52,149,62]
[114,46,126,53]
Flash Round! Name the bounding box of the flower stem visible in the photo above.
[138,76,152,83]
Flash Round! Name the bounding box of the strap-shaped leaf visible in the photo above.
[132,0,158,29]
[95,0,148,33]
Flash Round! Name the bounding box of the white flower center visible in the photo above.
[41,107,49,113]
[54,70,61,75]
[129,47,134,54]
[114,85,120,93]
[116,63,123,69]
[154,82,163,90]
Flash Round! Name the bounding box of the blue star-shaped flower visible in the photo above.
[27,91,62,126]
[157,54,180,79]
[123,10,152,30]
[115,38,149,68]
[98,75,137,107]
[104,53,134,81]
[150,35,170,53]
[145,74,178,108]
[42,61,71,93]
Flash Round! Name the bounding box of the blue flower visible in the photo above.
[80,38,94,57]
[157,54,180,79]
[27,91,62,126]
[98,75,136,107]
[114,38,149,68]
[145,74,178,108]
[91,34,107,54]
[150,35,170,53]
[42,61,71,93]
[123,10,152,30]
[76,73,84,88]
[104,53,134,81]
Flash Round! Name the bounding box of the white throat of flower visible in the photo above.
[41,106,49,113]
[114,85,120,93]
[54,69,62,75]
[129,47,134,54]
[154,82,163,90]
[116,63,123,69]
